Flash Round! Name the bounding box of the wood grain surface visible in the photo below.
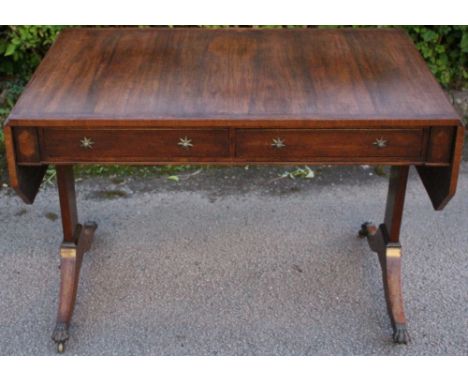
[6,27,460,128]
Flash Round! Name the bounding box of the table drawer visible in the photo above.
[236,129,425,161]
[42,128,230,162]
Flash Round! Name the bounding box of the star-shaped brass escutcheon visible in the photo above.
[271,137,286,149]
[80,136,94,149]
[373,137,388,148]
[178,136,193,149]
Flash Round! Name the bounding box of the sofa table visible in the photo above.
[4,27,464,352]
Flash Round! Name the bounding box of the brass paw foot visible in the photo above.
[52,322,69,353]
[358,222,377,238]
[393,324,410,344]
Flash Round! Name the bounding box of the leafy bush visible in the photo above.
[0,26,65,78]
[402,26,467,89]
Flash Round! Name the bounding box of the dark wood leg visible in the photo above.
[359,166,410,344]
[51,165,97,353]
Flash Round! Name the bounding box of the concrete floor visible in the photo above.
[0,165,467,355]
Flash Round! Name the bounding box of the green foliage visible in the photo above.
[74,164,192,177]
[280,166,315,179]
[402,26,468,89]
[0,26,65,78]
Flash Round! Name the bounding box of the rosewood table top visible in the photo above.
[7,27,460,127]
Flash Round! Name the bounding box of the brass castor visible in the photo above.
[393,324,410,344]
[52,322,69,354]
[57,342,65,353]
[358,222,377,238]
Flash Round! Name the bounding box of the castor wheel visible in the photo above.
[57,342,65,353]
[358,222,377,238]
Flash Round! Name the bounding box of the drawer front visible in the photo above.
[236,129,425,161]
[42,128,230,162]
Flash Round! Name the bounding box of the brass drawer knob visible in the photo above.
[373,137,387,148]
[80,137,94,149]
[272,137,286,149]
[178,136,193,149]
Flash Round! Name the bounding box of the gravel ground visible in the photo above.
[0,165,467,355]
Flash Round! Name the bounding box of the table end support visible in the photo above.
[52,221,97,353]
[52,165,98,353]
[358,165,410,345]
